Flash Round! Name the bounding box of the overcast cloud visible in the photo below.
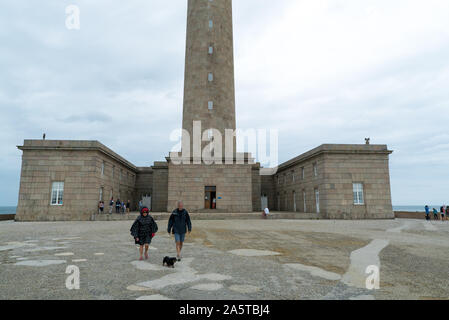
[1,0,448,206]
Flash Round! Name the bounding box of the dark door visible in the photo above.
[205,186,217,209]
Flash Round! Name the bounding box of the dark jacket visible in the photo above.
[167,209,192,235]
[130,214,158,239]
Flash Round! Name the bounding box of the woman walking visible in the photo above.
[131,207,158,261]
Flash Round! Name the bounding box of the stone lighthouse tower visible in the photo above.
[167,0,255,213]
[181,0,236,158]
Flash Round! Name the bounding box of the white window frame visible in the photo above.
[353,183,365,205]
[315,188,320,213]
[313,163,318,177]
[50,182,64,206]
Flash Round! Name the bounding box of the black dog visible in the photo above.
[163,256,177,268]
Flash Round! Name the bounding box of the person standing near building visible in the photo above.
[116,199,121,214]
[127,200,131,213]
[167,201,192,261]
[425,205,430,221]
[109,197,114,214]
[139,200,143,212]
[99,201,104,214]
[433,208,439,220]
[441,205,446,221]
[262,207,270,219]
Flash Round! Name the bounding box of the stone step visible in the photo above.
[91,211,319,221]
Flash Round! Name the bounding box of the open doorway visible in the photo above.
[205,186,217,209]
[142,194,151,211]
[261,194,268,211]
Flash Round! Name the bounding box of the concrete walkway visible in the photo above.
[1,218,448,300]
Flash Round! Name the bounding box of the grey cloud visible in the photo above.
[0,0,448,206]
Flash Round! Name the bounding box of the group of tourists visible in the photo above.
[130,201,192,261]
[98,198,131,214]
[425,205,448,221]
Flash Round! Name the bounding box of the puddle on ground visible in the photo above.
[14,260,67,267]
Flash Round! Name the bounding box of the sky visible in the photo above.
[1,0,448,206]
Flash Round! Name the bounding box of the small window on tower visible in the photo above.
[208,101,214,110]
[207,129,214,141]
[209,46,213,54]
[209,20,213,29]
[208,73,213,82]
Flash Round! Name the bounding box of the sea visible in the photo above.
[0,206,17,215]
[393,205,440,212]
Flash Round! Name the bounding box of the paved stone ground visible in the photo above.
[0,218,448,300]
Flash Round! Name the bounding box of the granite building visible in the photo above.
[15,0,394,221]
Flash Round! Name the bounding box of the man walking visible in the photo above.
[167,201,192,261]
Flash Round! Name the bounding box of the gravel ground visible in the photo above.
[0,218,447,300]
